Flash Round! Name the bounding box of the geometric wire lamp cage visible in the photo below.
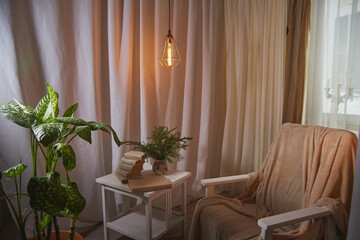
[158,0,181,68]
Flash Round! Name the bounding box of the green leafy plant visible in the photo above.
[0,163,31,240]
[0,83,120,240]
[121,126,192,163]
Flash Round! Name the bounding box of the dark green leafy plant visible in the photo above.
[121,126,192,163]
[0,83,120,240]
[0,163,31,240]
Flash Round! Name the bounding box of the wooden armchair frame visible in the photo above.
[201,174,337,240]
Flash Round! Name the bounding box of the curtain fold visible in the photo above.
[282,0,311,124]
[0,0,286,234]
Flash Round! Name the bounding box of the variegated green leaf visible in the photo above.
[38,214,52,232]
[87,122,106,130]
[100,127,110,134]
[54,117,87,126]
[87,122,120,146]
[42,84,59,121]
[53,143,76,171]
[0,101,35,128]
[27,172,66,215]
[75,127,92,144]
[12,99,41,125]
[35,93,50,121]
[32,123,63,146]
[62,126,76,139]
[59,104,79,138]
[62,103,78,118]
[60,182,86,218]
[13,99,35,116]
[107,125,121,147]
[2,163,27,178]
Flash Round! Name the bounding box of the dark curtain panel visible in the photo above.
[282,0,311,124]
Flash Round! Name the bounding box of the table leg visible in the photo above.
[165,190,172,228]
[122,195,131,212]
[182,181,187,239]
[145,198,153,240]
[101,185,110,240]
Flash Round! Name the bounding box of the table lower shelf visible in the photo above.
[106,205,184,240]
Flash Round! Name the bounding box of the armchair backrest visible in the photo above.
[256,123,306,215]
[255,123,357,216]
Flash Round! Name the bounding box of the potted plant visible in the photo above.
[121,126,192,175]
[0,83,120,240]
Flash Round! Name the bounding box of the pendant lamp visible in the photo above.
[158,0,181,68]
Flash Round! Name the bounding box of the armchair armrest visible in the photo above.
[257,206,333,240]
[201,174,250,197]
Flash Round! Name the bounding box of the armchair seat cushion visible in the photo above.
[191,194,270,240]
[198,200,303,240]
[200,204,260,240]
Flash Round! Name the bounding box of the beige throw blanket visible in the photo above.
[189,123,357,240]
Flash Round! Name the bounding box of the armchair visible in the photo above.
[189,123,357,240]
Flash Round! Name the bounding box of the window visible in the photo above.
[306,0,360,132]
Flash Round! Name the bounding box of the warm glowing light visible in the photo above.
[158,0,180,68]
[167,42,172,66]
[158,31,181,68]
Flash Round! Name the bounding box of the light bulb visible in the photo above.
[167,42,172,66]
[158,30,181,68]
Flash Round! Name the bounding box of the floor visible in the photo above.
[81,199,199,240]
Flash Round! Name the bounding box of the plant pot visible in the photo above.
[152,159,168,175]
[27,230,83,240]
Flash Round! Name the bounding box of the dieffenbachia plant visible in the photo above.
[0,83,120,240]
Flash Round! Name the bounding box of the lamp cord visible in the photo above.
[168,0,171,31]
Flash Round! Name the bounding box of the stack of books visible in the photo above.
[116,151,146,182]
[127,170,172,193]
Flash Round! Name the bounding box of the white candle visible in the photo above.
[339,73,343,85]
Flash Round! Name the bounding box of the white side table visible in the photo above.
[95,170,191,240]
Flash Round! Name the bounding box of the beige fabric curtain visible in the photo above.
[0,0,286,234]
[282,0,311,124]
[220,0,286,194]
